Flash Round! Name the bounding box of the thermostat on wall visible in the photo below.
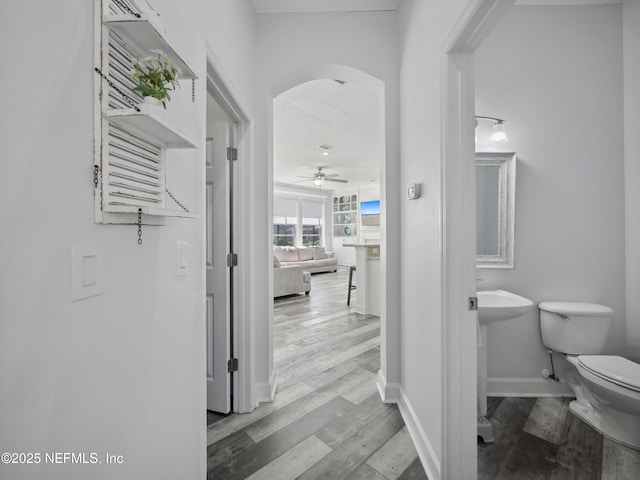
[407,183,421,200]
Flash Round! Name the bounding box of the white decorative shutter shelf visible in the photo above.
[102,14,197,80]
[94,0,198,225]
[105,109,197,149]
[104,205,198,218]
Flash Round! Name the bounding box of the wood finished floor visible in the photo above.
[207,268,428,480]
[478,396,640,479]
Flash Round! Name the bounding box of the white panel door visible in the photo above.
[206,122,231,413]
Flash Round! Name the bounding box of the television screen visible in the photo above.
[361,200,380,226]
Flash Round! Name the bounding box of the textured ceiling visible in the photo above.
[273,79,381,188]
[252,0,401,14]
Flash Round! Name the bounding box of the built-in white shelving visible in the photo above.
[332,194,358,237]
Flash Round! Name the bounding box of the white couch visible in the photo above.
[273,256,311,297]
[273,246,338,274]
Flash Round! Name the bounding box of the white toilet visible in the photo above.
[539,301,640,450]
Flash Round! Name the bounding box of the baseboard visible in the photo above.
[376,369,400,404]
[397,387,441,480]
[487,377,573,397]
[256,370,278,403]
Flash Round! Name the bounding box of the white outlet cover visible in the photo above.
[72,245,103,301]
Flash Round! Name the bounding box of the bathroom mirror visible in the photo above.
[476,152,516,268]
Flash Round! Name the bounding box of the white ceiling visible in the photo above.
[252,0,401,14]
[273,79,381,188]
[252,0,621,15]
[515,0,621,4]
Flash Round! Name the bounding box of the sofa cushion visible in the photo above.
[274,255,281,267]
[312,246,328,260]
[298,246,314,261]
[275,246,299,262]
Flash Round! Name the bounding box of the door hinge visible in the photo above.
[227,358,239,373]
[227,147,238,161]
[227,253,238,267]
[469,296,478,311]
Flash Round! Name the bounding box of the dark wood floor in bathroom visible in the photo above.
[206,269,428,480]
[478,396,640,479]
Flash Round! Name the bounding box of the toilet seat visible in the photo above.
[578,355,640,393]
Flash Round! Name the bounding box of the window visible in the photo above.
[273,223,296,246]
[273,198,297,246]
[273,197,324,246]
[302,224,322,246]
[302,201,323,246]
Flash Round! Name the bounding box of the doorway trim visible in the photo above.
[205,41,254,414]
[440,1,513,479]
[266,64,399,402]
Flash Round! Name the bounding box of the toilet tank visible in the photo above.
[538,302,613,355]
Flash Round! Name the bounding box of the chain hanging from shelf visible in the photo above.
[112,0,141,17]
[166,188,190,213]
[94,67,141,112]
[137,208,143,245]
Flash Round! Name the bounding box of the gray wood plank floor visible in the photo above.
[207,268,428,480]
[479,396,640,479]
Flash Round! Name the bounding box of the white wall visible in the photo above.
[396,0,469,470]
[253,11,400,397]
[475,5,625,394]
[0,1,255,478]
[624,0,640,362]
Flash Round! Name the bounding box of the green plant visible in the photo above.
[131,49,181,108]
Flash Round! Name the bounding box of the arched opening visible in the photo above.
[266,64,398,403]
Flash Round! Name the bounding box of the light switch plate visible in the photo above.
[176,242,188,276]
[72,245,103,301]
[407,183,421,200]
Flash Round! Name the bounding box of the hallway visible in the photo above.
[206,269,427,479]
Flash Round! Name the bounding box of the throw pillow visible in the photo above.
[278,246,299,262]
[298,246,314,261]
[312,246,328,260]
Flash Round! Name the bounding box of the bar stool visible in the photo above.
[347,265,356,306]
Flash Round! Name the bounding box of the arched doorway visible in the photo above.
[266,64,400,403]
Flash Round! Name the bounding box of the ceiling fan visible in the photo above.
[294,167,348,186]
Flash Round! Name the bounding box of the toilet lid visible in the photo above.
[538,302,613,316]
[578,355,640,392]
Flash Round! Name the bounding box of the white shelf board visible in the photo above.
[105,108,197,149]
[103,14,197,79]
[104,203,198,219]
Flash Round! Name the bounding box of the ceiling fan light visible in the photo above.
[314,178,324,186]
[490,121,508,144]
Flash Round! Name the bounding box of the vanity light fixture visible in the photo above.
[475,116,509,144]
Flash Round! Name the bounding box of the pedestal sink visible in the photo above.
[477,290,534,324]
[476,290,533,443]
